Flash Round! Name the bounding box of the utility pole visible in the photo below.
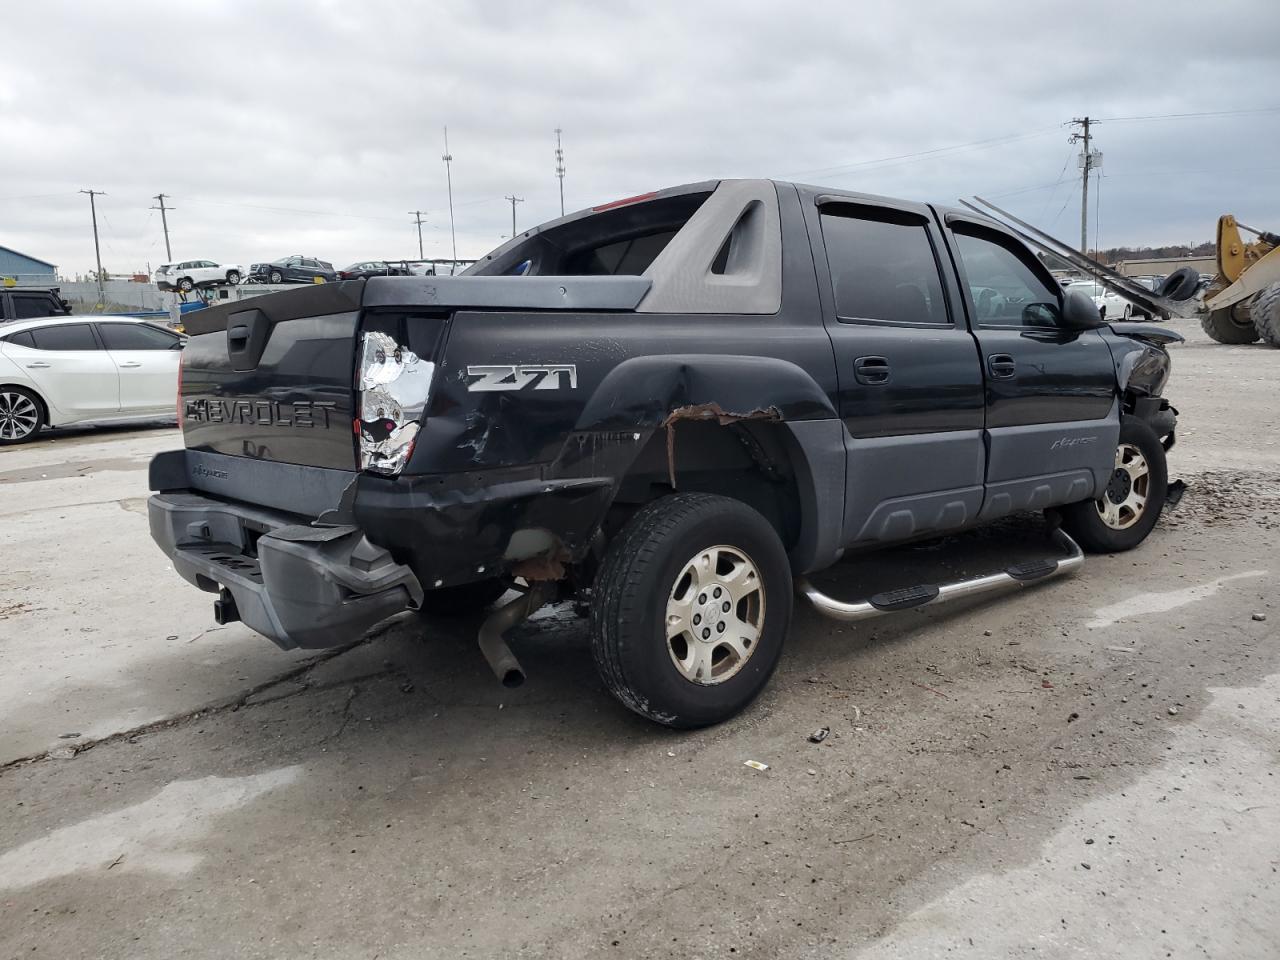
[408,210,427,260]
[150,193,173,262]
[554,127,566,217]
[505,195,524,237]
[80,189,105,299]
[1069,117,1092,254]
[442,127,457,264]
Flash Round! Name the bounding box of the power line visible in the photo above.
[1094,106,1280,123]
[150,193,173,262]
[784,127,1057,180]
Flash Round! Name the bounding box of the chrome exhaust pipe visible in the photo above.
[477,584,550,687]
[798,529,1084,622]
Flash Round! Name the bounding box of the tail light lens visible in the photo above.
[356,331,434,476]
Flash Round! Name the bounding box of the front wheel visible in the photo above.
[226,270,241,285]
[269,270,283,284]
[1059,415,1168,552]
[591,493,792,728]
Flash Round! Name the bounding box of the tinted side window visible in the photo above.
[820,208,948,325]
[4,331,36,348]
[29,324,99,351]
[99,322,178,350]
[11,295,59,319]
[952,229,1062,327]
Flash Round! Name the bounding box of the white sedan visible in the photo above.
[1063,280,1136,320]
[155,259,244,292]
[0,316,183,444]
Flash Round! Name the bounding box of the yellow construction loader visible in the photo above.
[962,198,1280,348]
[1198,216,1280,345]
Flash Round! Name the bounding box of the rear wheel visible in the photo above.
[177,277,194,293]
[0,387,44,444]
[1202,303,1260,344]
[1250,283,1280,347]
[591,493,792,728]
[1059,416,1167,552]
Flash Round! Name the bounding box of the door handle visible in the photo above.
[854,355,891,385]
[118,361,142,368]
[25,361,50,368]
[987,353,1016,379]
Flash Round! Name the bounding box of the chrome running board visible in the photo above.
[798,529,1084,622]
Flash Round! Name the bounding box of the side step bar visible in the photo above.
[797,529,1084,622]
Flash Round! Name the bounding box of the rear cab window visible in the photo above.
[469,190,713,277]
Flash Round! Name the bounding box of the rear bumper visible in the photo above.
[148,492,423,650]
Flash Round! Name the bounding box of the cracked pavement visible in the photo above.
[0,318,1277,959]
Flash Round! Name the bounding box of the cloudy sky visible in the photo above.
[2,0,1277,277]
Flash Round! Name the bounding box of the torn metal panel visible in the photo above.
[661,402,783,489]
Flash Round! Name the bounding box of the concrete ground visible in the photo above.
[0,318,1276,959]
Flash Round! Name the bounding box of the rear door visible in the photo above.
[97,321,182,412]
[807,196,987,546]
[942,216,1118,518]
[4,322,119,420]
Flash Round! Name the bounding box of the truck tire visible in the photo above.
[1201,304,1260,344]
[1059,415,1167,553]
[591,493,792,728]
[1250,283,1280,347]
[1157,267,1201,302]
[417,578,510,617]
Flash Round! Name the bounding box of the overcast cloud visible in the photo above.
[2,0,1277,276]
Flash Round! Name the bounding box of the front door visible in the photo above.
[808,196,986,546]
[943,217,1119,519]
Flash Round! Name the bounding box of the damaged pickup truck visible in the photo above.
[148,179,1180,727]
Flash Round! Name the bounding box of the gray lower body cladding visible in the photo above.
[148,492,423,650]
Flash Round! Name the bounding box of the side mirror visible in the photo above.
[1061,289,1103,330]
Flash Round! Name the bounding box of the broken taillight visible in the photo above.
[356,331,434,476]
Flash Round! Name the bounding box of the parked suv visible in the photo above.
[336,261,412,280]
[156,260,244,292]
[1,287,71,322]
[148,179,1180,728]
[246,256,338,285]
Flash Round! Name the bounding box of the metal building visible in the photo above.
[0,245,58,284]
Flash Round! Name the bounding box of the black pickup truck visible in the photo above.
[148,179,1180,727]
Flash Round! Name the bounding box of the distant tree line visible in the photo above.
[1038,240,1215,271]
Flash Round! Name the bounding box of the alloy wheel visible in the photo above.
[665,545,765,685]
[0,391,39,440]
[1095,442,1150,530]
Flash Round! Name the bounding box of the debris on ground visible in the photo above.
[808,726,830,744]
[57,732,81,739]
[1106,646,1136,653]
[1253,613,1267,622]
[744,760,769,772]
[1168,706,1180,716]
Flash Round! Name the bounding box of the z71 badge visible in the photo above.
[465,364,578,392]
